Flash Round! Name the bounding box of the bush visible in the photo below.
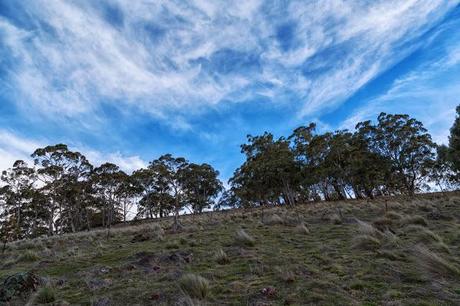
[36,287,56,304]
[234,229,255,247]
[179,274,210,299]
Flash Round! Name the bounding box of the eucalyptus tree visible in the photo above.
[91,163,128,230]
[0,160,47,239]
[182,163,223,213]
[230,133,299,206]
[31,144,93,234]
[148,154,189,230]
[448,105,460,176]
[357,113,436,195]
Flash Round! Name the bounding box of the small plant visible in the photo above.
[401,215,428,227]
[36,286,56,304]
[234,229,255,247]
[294,222,309,234]
[330,214,342,225]
[17,250,40,263]
[179,273,210,299]
[385,211,403,220]
[413,245,460,278]
[264,214,284,225]
[352,235,381,251]
[214,249,230,264]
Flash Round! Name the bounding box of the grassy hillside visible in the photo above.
[1,193,460,305]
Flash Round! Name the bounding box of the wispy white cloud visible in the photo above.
[0,130,146,173]
[0,0,456,130]
[340,37,460,144]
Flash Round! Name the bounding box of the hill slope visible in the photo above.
[1,193,460,305]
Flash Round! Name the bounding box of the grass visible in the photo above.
[234,228,255,247]
[35,287,56,304]
[0,192,459,305]
[179,273,210,300]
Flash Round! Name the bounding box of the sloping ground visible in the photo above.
[1,193,460,305]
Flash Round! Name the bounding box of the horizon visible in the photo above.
[1,1,460,182]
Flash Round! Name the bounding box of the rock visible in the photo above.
[0,272,42,301]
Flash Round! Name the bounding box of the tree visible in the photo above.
[148,154,189,231]
[448,105,460,175]
[230,133,300,206]
[31,144,93,234]
[182,163,223,213]
[0,160,48,240]
[91,163,127,230]
[357,113,436,195]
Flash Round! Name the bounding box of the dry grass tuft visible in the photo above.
[385,211,404,220]
[234,229,255,247]
[179,273,210,300]
[214,249,230,264]
[17,250,40,263]
[412,245,460,279]
[352,235,381,251]
[294,222,310,234]
[401,215,428,227]
[264,213,284,225]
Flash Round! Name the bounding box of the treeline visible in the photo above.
[1,109,460,242]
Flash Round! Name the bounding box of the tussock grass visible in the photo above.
[385,211,404,220]
[294,222,310,234]
[35,287,56,304]
[264,213,284,225]
[352,235,381,250]
[404,225,443,244]
[17,250,40,263]
[179,274,210,299]
[401,215,428,227]
[330,213,342,225]
[356,219,380,237]
[214,249,230,264]
[412,245,460,279]
[234,229,255,247]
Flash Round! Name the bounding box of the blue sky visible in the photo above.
[0,0,459,182]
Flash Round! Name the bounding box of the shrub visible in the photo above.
[179,274,210,299]
[352,235,381,251]
[214,249,230,264]
[36,287,56,304]
[234,229,255,247]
